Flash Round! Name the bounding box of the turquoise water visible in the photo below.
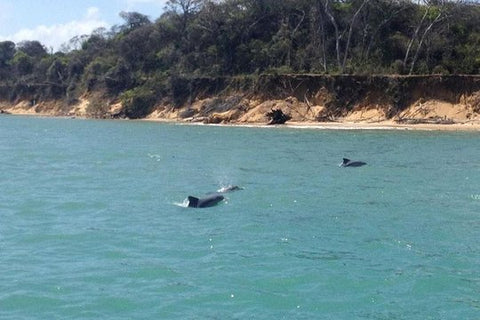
[1,116,479,319]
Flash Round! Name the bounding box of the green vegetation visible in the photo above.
[1,0,480,117]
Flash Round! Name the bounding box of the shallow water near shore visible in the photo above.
[1,115,479,319]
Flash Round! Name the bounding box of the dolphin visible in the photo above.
[187,194,225,208]
[217,185,244,193]
[340,158,367,167]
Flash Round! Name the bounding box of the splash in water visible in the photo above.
[173,198,190,208]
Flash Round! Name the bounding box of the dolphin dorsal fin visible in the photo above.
[343,158,350,164]
[187,196,199,208]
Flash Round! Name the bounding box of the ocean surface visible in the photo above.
[0,115,479,319]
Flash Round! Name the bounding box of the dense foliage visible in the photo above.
[1,0,480,116]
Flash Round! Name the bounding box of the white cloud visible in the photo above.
[0,7,108,52]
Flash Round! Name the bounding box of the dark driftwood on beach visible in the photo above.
[267,108,292,125]
[395,116,455,125]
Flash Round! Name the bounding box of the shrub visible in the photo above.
[432,65,450,75]
[120,86,157,118]
[391,60,405,75]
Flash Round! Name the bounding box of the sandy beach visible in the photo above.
[2,96,480,131]
[284,120,480,131]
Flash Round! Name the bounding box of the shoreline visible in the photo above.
[283,120,480,131]
[4,111,480,132]
[139,116,480,131]
[3,108,480,132]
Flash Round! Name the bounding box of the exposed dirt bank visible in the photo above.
[2,75,480,130]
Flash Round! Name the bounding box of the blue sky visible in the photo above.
[0,0,169,51]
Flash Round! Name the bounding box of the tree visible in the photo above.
[105,59,133,94]
[165,0,204,33]
[323,0,342,69]
[118,24,159,71]
[0,41,16,67]
[12,51,34,75]
[322,0,370,73]
[60,34,89,53]
[341,0,369,72]
[361,0,411,62]
[47,58,68,84]
[81,33,108,57]
[308,1,328,72]
[17,40,47,58]
[166,0,203,17]
[402,0,447,74]
[119,11,152,32]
